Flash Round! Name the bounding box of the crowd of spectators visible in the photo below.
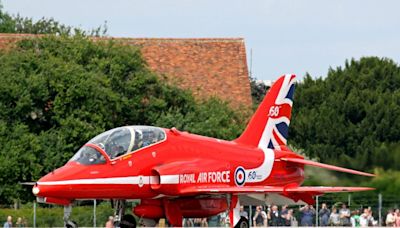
[2,216,27,227]
[247,203,394,227]
[248,203,380,227]
[182,203,396,227]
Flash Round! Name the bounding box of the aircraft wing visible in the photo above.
[280,157,375,177]
[180,185,374,195]
[180,185,374,205]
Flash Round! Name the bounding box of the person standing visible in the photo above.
[350,210,360,227]
[253,205,268,227]
[386,209,396,227]
[105,216,114,228]
[284,209,298,227]
[239,206,248,220]
[281,205,289,218]
[207,214,221,227]
[394,209,400,227]
[281,205,289,225]
[329,207,341,226]
[268,205,282,226]
[339,204,351,226]
[200,218,208,227]
[319,203,330,226]
[3,216,12,228]
[183,218,194,227]
[193,218,202,227]
[366,207,377,226]
[300,205,315,226]
[14,217,25,228]
[359,208,369,227]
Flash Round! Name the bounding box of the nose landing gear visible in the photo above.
[112,199,137,228]
[63,205,77,228]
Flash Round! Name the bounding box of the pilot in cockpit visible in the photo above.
[110,144,125,158]
[132,130,143,151]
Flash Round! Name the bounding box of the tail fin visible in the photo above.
[235,74,296,150]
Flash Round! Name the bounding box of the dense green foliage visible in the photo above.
[0,35,245,204]
[304,167,400,210]
[290,57,400,172]
[0,2,13,33]
[155,97,246,140]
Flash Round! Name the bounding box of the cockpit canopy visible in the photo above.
[69,126,166,165]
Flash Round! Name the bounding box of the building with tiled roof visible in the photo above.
[0,34,252,107]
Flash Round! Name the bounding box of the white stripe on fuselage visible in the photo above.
[38,176,151,185]
[160,175,180,184]
[37,175,181,186]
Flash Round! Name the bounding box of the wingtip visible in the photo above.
[352,187,376,192]
[19,181,36,185]
[358,172,376,177]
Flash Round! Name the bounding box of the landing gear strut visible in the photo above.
[112,200,136,228]
[64,204,77,228]
[228,195,249,228]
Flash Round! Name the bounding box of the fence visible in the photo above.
[0,193,399,227]
[247,192,399,227]
[0,200,116,227]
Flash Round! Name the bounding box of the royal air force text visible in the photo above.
[179,171,230,184]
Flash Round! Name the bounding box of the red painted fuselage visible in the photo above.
[36,129,304,200]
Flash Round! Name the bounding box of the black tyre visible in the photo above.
[120,214,137,228]
[65,220,78,228]
[234,217,249,228]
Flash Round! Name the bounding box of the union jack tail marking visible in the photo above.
[235,74,295,150]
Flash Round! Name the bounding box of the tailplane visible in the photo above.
[235,74,295,150]
[280,157,375,177]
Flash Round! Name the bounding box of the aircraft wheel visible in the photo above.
[234,217,249,228]
[120,214,137,228]
[65,220,78,228]
[139,218,157,227]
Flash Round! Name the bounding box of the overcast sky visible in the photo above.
[2,0,400,81]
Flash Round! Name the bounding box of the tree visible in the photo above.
[0,2,15,33]
[290,57,400,171]
[249,77,270,105]
[155,97,246,140]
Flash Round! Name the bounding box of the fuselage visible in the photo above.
[34,126,304,203]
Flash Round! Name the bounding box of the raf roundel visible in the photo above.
[234,166,246,186]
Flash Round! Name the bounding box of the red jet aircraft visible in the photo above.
[32,74,374,227]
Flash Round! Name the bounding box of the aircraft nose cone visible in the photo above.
[32,185,40,195]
